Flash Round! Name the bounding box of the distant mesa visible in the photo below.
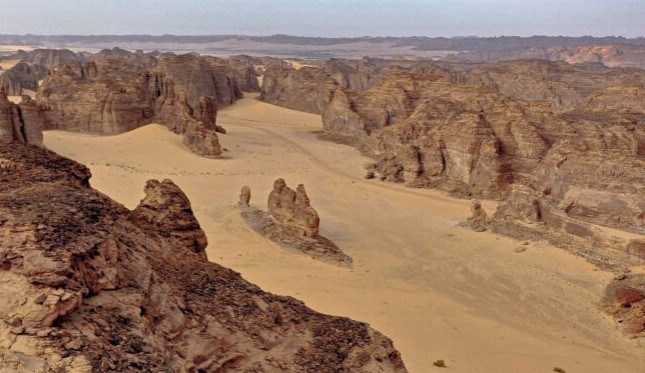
[239,179,352,267]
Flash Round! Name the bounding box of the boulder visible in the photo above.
[615,287,645,307]
[182,122,222,158]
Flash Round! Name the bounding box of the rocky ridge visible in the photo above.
[0,142,404,372]
[239,180,352,267]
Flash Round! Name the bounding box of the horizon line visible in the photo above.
[1,33,644,39]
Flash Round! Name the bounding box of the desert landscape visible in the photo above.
[1,1,645,372]
[35,91,644,372]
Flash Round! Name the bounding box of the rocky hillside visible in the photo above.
[261,58,645,267]
[0,141,407,372]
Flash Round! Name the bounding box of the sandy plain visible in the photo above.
[44,93,645,372]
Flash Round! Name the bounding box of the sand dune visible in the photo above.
[44,94,645,373]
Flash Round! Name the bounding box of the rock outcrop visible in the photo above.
[0,142,405,372]
[267,178,320,237]
[239,181,352,267]
[24,49,262,157]
[604,275,645,338]
[0,48,267,159]
[0,62,47,96]
[259,58,400,115]
[449,44,645,69]
[181,121,222,158]
[466,200,490,232]
[0,89,43,145]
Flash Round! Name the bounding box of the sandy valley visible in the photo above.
[43,93,645,372]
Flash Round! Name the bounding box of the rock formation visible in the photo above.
[14,48,81,70]
[267,178,320,237]
[181,121,222,158]
[604,275,645,337]
[448,44,645,69]
[0,62,47,96]
[239,182,352,267]
[259,58,397,115]
[0,88,43,146]
[27,49,252,158]
[262,58,645,268]
[466,199,490,232]
[239,185,251,207]
[0,142,405,372]
[0,48,262,158]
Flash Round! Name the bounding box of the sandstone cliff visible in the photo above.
[1,49,261,158]
[0,142,405,372]
[0,62,48,96]
[0,89,43,146]
[33,49,233,157]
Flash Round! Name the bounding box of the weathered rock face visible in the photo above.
[329,69,547,198]
[0,49,81,96]
[0,142,406,372]
[15,48,81,69]
[268,178,320,237]
[0,89,43,145]
[259,58,400,115]
[261,66,338,114]
[0,62,48,96]
[37,60,154,134]
[130,179,209,258]
[30,49,239,158]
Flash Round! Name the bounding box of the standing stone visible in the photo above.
[469,199,489,232]
[239,186,251,207]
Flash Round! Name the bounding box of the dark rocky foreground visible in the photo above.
[0,142,406,372]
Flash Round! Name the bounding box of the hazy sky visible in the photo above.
[0,0,643,37]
